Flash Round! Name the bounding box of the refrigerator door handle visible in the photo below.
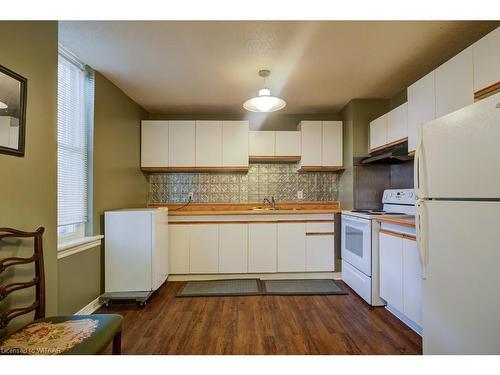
[416,199,427,279]
[414,123,424,198]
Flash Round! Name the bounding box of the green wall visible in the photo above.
[338,99,389,209]
[0,21,58,335]
[57,72,148,315]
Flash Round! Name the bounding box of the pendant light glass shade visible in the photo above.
[243,88,286,113]
[0,101,7,109]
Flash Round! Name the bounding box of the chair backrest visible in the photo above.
[0,227,45,330]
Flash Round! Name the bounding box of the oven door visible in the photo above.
[341,215,372,276]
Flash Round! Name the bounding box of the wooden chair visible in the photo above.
[0,227,123,355]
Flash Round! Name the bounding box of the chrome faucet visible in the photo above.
[263,196,276,210]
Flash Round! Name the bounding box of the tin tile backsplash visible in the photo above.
[149,163,339,204]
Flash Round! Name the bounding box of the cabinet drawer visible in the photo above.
[306,222,335,233]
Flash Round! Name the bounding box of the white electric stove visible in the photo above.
[341,188,416,305]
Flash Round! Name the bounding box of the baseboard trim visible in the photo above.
[168,272,341,282]
[74,296,103,315]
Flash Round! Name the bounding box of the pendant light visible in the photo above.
[243,70,286,113]
[0,101,7,109]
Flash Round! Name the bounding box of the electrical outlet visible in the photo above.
[297,191,303,200]
[188,191,194,199]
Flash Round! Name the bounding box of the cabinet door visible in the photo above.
[249,131,275,157]
[369,114,388,151]
[168,121,196,167]
[141,120,169,167]
[403,238,422,326]
[275,131,301,157]
[219,223,248,273]
[322,121,343,166]
[435,46,474,118]
[195,121,222,167]
[277,223,306,272]
[168,225,190,274]
[299,121,322,166]
[248,223,277,273]
[387,102,408,144]
[473,27,500,94]
[190,224,219,273]
[306,234,335,272]
[153,211,169,289]
[407,72,436,153]
[379,232,404,311]
[222,121,249,167]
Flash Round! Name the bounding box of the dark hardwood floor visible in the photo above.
[97,281,422,355]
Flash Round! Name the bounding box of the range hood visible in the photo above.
[361,143,413,165]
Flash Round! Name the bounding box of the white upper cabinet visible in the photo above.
[168,121,196,167]
[141,120,169,168]
[249,131,275,157]
[369,114,388,151]
[387,102,408,144]
[472,26,500,95]
[222,120,249,167]
[321,121,343,166]
[299,121,343,169]
[298,121,322,167]
[407,71,436,153]
[435,46,474,118]
[275,131,301,157]
[195,121,223,167]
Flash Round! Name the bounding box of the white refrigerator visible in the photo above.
[415,91,500,354]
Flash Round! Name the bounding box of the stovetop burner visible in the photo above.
[350,209,406,216]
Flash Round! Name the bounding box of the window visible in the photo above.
[57,47,94,244]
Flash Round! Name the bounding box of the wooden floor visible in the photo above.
[97,281,422,355]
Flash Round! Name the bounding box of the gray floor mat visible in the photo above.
[176,278,261,297]
[261,279,347,295]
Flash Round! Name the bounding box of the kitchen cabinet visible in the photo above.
[298,121,322,167]
[277,223,306,272]
[222,120,249,167]
[195,121,222,167]
[275,131,301,157]
[306,234,335,272]
[403,238,422,326]
[219,223,248,273]
[248,223,277,273]
[387,102,408,144]
[189,224,219,273]
[298,120,343,169]
[472,26,500,96]
[141,120,169,168]
[369,114,388,151]
[379,232,404,312]
[407,72,436,153]
[168,120,196,167]
[249,131,275,157]
[169,224,190,274]
[435,46,474,118]
[322,121,343,167]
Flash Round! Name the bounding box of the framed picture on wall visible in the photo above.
[0,64,27,157]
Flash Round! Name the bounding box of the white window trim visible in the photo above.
[57,235,104,260]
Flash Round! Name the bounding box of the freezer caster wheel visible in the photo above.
[137,301,147,308]
[103,300,112,308]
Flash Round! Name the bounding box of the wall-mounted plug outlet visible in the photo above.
[188,191,194,200]
[297,191,303,200]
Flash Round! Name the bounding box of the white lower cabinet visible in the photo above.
[379,231,422,329]
[306,234,335,272]
[248,223,277,273]
[189,224,219,273]
[379,232,404,312]
[219,223,248,273]
[403,238,422,326]
[168,225,190,274]
[277,223,306,272]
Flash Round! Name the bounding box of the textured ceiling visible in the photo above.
[59,21,499,114]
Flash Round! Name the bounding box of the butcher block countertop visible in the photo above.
[148,202,341,216]
[374,215,416,228]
